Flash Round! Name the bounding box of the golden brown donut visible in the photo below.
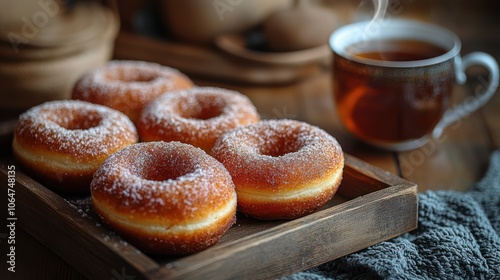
[137,87,260,153]
[12,100,138,193]
[72,60,194,123]
[90,141,237,255]
[212,119,344,220]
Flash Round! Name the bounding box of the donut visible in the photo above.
[212,119,344,220]
[71,60,194,123]
[90,141,237,255]
[12,100,138,193]
[137,87,260,153]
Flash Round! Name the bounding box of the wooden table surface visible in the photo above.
[2,1,500,279]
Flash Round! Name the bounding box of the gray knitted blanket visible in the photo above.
[286,151,500,280]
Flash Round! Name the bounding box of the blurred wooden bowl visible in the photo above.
[0,40,114,110]
[0,2,117,60]
[159,0,291,44]
[0,2,119,110]
[0,0,62,27]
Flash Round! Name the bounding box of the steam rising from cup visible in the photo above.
[349,0,389,60]
[368,0,388,28]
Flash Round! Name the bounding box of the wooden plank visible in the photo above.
[0,153,417,280]
[0,227,87,279]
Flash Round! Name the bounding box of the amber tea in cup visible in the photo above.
[351,39,447,61]
[330,19,499,151]
[338,39,451,143]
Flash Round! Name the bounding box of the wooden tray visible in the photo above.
[0,150,417,279]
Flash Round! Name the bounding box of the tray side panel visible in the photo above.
[162,184,418,280]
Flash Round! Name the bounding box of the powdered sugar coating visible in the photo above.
[14,100,138,161]
[91,141,236,220]
[212,119,344,190]
[72,60,194,122]
[137,87,260,152]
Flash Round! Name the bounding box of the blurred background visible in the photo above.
[2,0,499,158]
[1,0,499,113]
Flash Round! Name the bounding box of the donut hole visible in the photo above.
[176,95,225,120]
[47,109,102,130]
[258,134,304,157]
[106,68,158,83]
[186,105,223,120]
[132,152,196,182]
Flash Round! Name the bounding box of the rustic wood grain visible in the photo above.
[0,227,87,280]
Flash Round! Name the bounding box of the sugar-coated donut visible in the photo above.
[72,60,194,123]
[137,87,260,153]
[12,100,138,193]
[212,119,344,220]
[90,141,237,255]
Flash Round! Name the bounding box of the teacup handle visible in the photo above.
[433,52,500,139]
